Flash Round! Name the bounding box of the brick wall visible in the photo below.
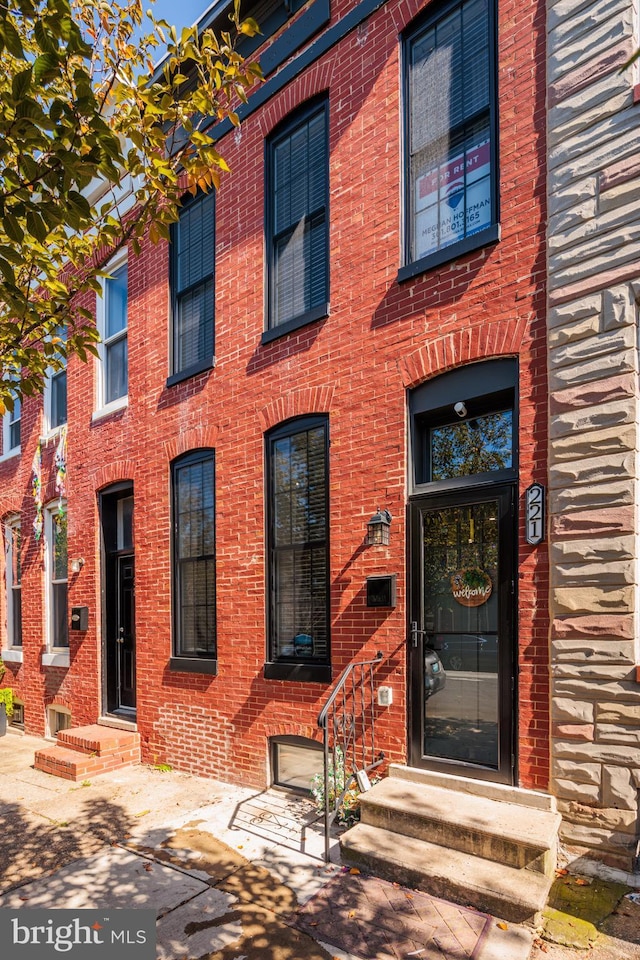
[0,0,548,794]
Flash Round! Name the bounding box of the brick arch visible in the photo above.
[93,460,137,493]
[163,425,219,463]
[45,695,72,711]
[257,385,335,433]
[398,318,529,389]
[258,57,336,138]
[264,722,323,747]
[0,504,23,523]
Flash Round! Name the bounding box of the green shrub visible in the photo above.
[0,688,13,718]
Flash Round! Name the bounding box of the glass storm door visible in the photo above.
[410,486,515,783]
[116,555,136,709]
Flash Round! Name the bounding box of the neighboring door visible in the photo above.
[409,485,516,783]
[115,554,136,709]
[101,488,136,716]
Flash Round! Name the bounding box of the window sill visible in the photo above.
[40,425,66,444]
[0,447,20,463]
[166,357,215,389]
[169,656,218,676]
[264,661,331,683]
[92,396,128,422]
[1,648,23,663]
[397,225,500,284]
[42,651,70,668]
[261,303,329,345]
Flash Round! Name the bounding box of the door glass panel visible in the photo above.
[430,410,512,480]
[422,501,499,768]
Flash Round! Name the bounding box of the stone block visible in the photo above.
[552,585,634,615]
[552,663,634,681]
[596,703,640,725]
[552,758,601,786]
[552,697,594,723]
[559,820,636,856]
[603,285,637,330]
[554,777,600,804]
[549,371,635,412]
[550,452,636,489]
[554,677,640,703]
[551,614,634,640]
[551,639,636,665]
[550,325,635,369]
[551,424,636,461]
[551,560,635,587]
[596,725,640,747]
[550,481,634,513]
[552,723,595,741]
[602,766,638,810]
[548,312,600,348]
[556,800,637,833]
[550,537,634,565]
[553,740,638,765]
[550,400,634,440]
[549,200,597,241]
[549,350,636,392]
[548,292,601,329]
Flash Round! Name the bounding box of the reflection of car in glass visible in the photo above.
[435,634,498,672]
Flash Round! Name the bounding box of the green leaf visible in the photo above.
[33,53,60,84]
[3,213,24,244]
[26,210,49,243]
[12,67,32,103]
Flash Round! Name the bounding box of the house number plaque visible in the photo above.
[525,483,545,545]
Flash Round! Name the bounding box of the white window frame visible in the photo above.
[2,516,22,663]
[42,502,69,667]
[43,330,67,436]
[1,399,20,460]
[94,250,129,419]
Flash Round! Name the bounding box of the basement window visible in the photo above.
[271,735,323,793]
[48,706,71,737]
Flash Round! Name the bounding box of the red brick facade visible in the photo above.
[0,0,548,791]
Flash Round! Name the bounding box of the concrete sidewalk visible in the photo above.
[0,729,632,960]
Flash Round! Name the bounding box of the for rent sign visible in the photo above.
[415,139,491,257]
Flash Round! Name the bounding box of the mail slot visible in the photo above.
[70,606,89,631]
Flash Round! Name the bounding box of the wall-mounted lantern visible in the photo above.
[70,557,85,574]
[366,508,392,546]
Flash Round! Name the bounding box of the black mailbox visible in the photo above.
[70,606,89,631]
[366,575,397,608]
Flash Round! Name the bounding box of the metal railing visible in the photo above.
[317,651,385,861]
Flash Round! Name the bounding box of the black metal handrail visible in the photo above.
[317,650,385,861]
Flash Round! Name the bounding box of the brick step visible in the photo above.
[57,724,140,757]
[341,822,553,924]
[34,743,141,781]
[359,775,561,875]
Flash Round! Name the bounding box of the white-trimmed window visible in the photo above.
[2,398,20,457]
[44,329,67,432]
[45,504,68,653]
[97,254,128,412]
[3,517,22,652]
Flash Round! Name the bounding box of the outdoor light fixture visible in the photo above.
[367,508,392,546]
[70,557,85,574]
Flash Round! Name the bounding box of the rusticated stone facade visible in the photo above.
[547,0,640,868]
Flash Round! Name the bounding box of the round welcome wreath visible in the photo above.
[450,568,493,607]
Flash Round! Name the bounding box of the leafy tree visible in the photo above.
[0,0,260,409]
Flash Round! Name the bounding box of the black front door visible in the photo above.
[115,554,136,709]
[101,487,136,716]
[409,485,516,783]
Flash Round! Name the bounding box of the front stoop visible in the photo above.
[340,764,561,924]
[34,724,141,781]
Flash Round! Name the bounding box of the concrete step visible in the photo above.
[341,822,553,923]
[359,776,561,875]
[57,724,140,757]
[389,763,557,812]
[34,742,141,781]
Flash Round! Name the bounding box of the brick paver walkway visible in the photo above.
[294,871,492,960]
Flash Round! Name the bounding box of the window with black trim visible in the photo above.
[403,0,497,277]
[266,99,329,337]
[172,450,216,662]
[169,191,214,383]
[266,417,329,670]
[4,518,22,648]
